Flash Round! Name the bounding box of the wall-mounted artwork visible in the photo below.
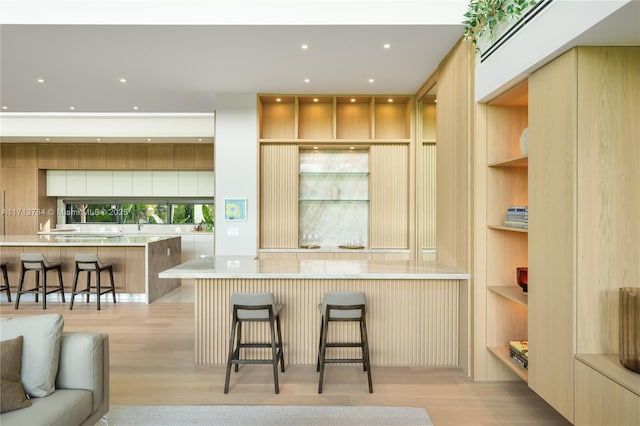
[224,198,247,221]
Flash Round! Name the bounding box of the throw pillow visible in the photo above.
[1,335,32,413]
[0,313,64,397]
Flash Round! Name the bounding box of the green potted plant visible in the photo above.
[463,0,538,53]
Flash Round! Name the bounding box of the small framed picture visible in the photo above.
[224,198,247,221]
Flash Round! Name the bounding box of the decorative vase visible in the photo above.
[620,287,640,373]
[516,267,528,293]
[519,128,529,156]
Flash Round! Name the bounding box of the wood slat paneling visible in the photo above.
[194,278,460,366]
[260,144,298,248]
[370,144,409,248]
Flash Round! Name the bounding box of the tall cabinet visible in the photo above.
[529,46,640,425]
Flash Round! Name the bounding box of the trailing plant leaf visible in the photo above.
[463,0,538,53]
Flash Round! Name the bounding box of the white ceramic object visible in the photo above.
[520,128,529,156]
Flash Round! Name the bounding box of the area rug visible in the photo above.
[104,405,433,425]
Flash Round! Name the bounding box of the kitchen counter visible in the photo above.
[0,235,182,303]
[3,235,174,246]
[160,256,470,367]
[159,255,469,280]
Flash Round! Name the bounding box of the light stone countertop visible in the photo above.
[159,255,470,280]
[0,235,180,247]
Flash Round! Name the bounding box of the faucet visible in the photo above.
[137,220,143,232]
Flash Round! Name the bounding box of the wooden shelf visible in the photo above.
[575,354,640,397]
[489,155,528,168]
[488,346,529,382]
[489,286,528,307]
[488,225,528,233]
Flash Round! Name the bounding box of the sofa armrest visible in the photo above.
[56,332,109,424]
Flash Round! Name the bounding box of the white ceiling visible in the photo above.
[1,1,638,117]
[0,0,467,114]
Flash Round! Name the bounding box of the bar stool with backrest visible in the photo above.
[1,263,12,302]
[70,254,117,311]
[224,292,285,394]
[316,291,373,393]
[15,253,65,310]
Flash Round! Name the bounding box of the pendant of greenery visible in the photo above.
[463,0,538,53]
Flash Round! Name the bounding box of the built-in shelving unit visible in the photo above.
[259,94,414,255]
[484,80,529,381]
[259,95,412,142]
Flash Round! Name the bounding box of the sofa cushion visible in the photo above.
[0,314,64,397]
[0,336,32,413]
[0,389,92,426]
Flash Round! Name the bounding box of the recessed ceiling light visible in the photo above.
[434,99,438,103]
[45,138,50,141]
[275,98,281,102]
[119,78,127,83]
[198,138,203,142]
[350,98,356,103]
[313,146,319,150]
[69,106,75,110]
[96,138,102,141]
[301,44,308,50]
[368,78,374,83]
[313,98,319,103]
[304,78,310,83]
[133,106,139,110]
[37,78,45,83]
[1,106,7,110]
[388,98,393,103]
[383,43,391,49]
[147,138,152,142]
[349,146,355,150]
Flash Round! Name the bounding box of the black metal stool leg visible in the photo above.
[14,266,26,309]
[361,316,373,393]
[70,265,79,310]
[224,317,238,394]
[109,267,116,304]
[1,265,11,302]
[269,316,280,394]
[276,315,285,372]
[57,266,65,303]
[317,314,329,394]
[96,269,102,311]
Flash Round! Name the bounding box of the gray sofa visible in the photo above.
[0,314,109,426]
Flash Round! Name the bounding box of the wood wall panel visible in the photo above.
[575,46,640,354]
[419,142,436,251]
[528,48,577,421]
[194,278,461,366]
[57,144,79,169]
[260,144,298,248]
[435,40,473,270]
[370,144,409,248]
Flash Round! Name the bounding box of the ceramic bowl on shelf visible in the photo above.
[516,267,528,293]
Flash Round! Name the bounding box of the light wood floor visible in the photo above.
[0,284,571,426]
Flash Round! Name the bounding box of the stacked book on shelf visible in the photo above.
[504,206,528,229]
[509,340,529,369]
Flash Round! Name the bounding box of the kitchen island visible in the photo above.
[160,256,471,370]
[0,235,181,303]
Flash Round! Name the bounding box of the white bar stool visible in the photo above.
[15,253,65,310]
[224,292,285,394]
[316,291,373,393]
[70,254,117,311]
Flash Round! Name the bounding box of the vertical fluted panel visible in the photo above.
[369,144,409,248]
[260,145,298,248]
[420,143,437,250]
[194,278,459,366]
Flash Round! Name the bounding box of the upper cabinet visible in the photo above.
[259,95,412,142]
